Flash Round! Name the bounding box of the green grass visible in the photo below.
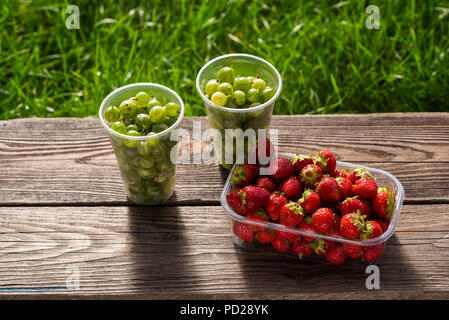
[1,0,449,119]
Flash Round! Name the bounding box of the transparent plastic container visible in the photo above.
[99,83,184,204]
[220,153,404,264]
[196,53,282,170]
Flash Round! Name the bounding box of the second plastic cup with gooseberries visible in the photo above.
[196,53,282,170]
[99,83,184,204]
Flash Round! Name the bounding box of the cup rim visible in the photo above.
[195,53,282,113]
[99,83,185,140]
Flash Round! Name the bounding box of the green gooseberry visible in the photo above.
[146,132,160,147]
[251,78,267,90]
[119,99,138,118]
[105,106,120,122]
[166,102,180,117]
[126,124,139,132]
[135,92,151,106]
[247,88,260,103]
[147,98,161,112]
[217,82,233,96]
[232,90,246,106]
[164,116,177,127]
[261,87,276,102]
[149,105,167,124]
[211,91,227,106]
[138,167,156,179]
[136,113,152,130]
[205,79,219,96]
[139,157,155,169]
[247,76,256,83]
[152,123,168,133]
[110,121,127,134]
[233,77,251,92]
[216,66,235,83]
[123,130,140,148]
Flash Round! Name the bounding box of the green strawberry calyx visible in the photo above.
[254,208,269,220]
[231,165,249,185]
[290,154,313,165]
[286,201,305,216]
[311,238,326,255]
[349,210,367,232]
[354,168,376,180]
[314,153,329,171]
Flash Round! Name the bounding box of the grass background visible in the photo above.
[1,0,448,120]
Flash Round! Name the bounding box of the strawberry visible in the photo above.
[312,208,334,234]
[292,240,314,259]
[266,193,288,221]
[299,189,321,214]
[373,219,389,233]
[340,197,372,218]
[246,209,269,232]
[272,236,291,253]
[241,185,270,214]
[348,168,374,184]
[233,222,255,242]
[230,164,257,188]
[336,176,352,199]
[331,168,349,179]
[311,237,336,256]
[322,200,342,215]
[343,243,363,260]
[280,201,305,227]
[372,186,396,220]
[226,190,246,215]
[325,246,347,265]
[278,177,302,200]
[353,178,378,200]
[290,154,314,174]
[268,158,294,180]
[256,228,274,244]
[299,217,316,242]
[340,210,366,239]
[361,220,383,239]
[317,177,342,202]
[314,150,336,174]
[255,176,276,193]
[363,244,385,263]
[333,214,341,233]
[299,164,323,189]
[275,229,301,243]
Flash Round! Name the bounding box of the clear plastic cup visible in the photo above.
[99,83,184,204]
[196,53,282,170]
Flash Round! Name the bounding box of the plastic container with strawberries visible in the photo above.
[221,152,404,265]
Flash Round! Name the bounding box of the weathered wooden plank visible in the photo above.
[0,113,448,205]
[0,204,448,297]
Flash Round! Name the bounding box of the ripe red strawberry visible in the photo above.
[353,178,378,200]
[290,154,314,174]
[333,214,341,233]
[266,193,288,221]
[278,177,302,200]
[299,164,323,189]
[317,177,342,202]
[312,208,334,234]
[280,201,305,227]
[311,237,336,256]
[275,229,301,243]
[246,209,269,232]
[292,240,314,259]
[299,189,321,214]
[336,177,352,199]
[340,197,372,218]
[362,220,383,239]
[325,246,347,265]
[256,228,274,244]
[272,236,291,253]
[233,222,255,242]
[255,176,276,193]
[299,217,316,242]
[226,190,246,215]
[331,168,349,179]
[343,243,363,260]
[373,219,389,233]
[372,186,396,220]
[230,164,257,188]
[241,185,270,214]
[340,211,366,239]
[314,150,336,174]
[348,168,374,184]
[363,244,385,263]
[268,158,294,180]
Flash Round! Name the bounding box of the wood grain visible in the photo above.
[0,114,448,205]
[0,204,448,298]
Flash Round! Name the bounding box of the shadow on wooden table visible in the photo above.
[233,234,419,296]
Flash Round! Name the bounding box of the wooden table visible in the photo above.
[0,113,448,299]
